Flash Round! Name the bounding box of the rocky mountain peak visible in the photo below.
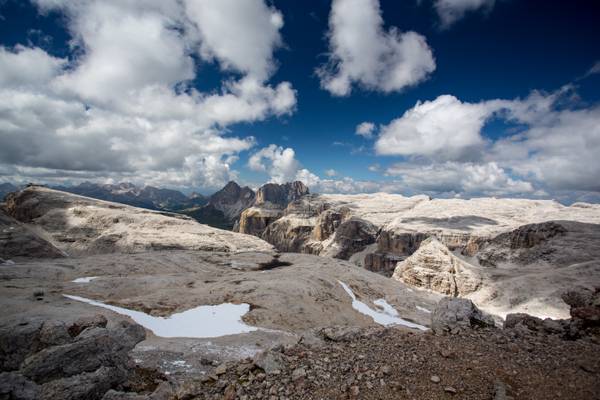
[255,181,309,207]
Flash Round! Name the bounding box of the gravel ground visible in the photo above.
[181,326,600,400]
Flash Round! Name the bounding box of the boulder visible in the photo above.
[431,298,494,334]
[392,238,481,296]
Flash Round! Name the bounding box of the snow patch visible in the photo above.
[72,276,98,283]
[63,294,257,338]
[338,281,428,331]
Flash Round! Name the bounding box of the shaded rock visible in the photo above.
[323,217,377,260]
[392,237,481,297]
[0,372,40,400]
[21,321,144,383]
[0,319,46,370]
[41,366,125,400]
[431,298,494,334]
[0,209,64,259]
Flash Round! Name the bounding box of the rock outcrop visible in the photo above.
[2,186,272,256]
[392,237,482,297]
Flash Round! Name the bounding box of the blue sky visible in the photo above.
[0,0,599,202]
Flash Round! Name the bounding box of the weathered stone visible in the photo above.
[431,298,494,334]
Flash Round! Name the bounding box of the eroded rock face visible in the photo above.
[237,182,310,237]
[392,238,482,297]
[321,218,378,260]
[255,181,309,208]
[238,207,284,237]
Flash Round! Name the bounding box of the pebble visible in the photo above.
[444,386,457,394]
[430,375,441,383]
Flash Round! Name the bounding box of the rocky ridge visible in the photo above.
[1,186,272,257]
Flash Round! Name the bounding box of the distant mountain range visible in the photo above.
[0,180,308,231]
[51,182,208,212]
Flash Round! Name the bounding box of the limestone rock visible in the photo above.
[3,186,272,256]
[392,238,481,297]
[431,298,494,334]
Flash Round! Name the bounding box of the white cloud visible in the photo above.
[248,144,322,187]
[375,95,503,161]
[325,169,338,177]
[385,161,534,196]
[184,0,283,81]
[434,0,496,28]
[375,86,600,195]
[317,0,435,96]
[0,45,66,88]
[355,122,376,138]
[0,0,296,190]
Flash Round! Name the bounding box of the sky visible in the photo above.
[0,0,599,203]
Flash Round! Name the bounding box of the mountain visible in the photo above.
[184,181,256,230]
[0,182,18,201]
[51,182,206,211]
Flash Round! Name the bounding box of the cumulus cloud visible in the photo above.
[0,0,296,190]
[375,86,600,195]
[355,122,376,138]
[434,0,496,28]
[375,95,502,161]
[184,0,283,81]
[0,45,66,88]
[385,161,534,196]
[325,169,338,177]
[317,0,435,96]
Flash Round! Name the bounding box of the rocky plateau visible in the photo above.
[0,184,599,399]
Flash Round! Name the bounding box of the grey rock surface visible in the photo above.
[431,298,494,334]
